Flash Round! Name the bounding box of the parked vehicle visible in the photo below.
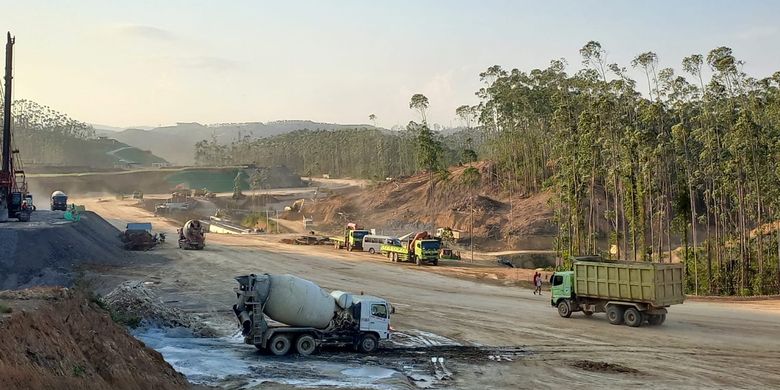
[380,231,441,265]
[330,223,370,251]
[550,257,685,327]
[120,222,160,250]
[362,235,397,254]
[233,273,393,356]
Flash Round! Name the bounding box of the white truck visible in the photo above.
[233,274,393,356]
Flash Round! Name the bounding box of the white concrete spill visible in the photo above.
[341,366,397,379]
[133,326,405,389]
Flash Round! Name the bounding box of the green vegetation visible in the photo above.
[4,99,165,167]
[473,42,780,296]
[72,365,86,378]
[0,303,12,314]
[193,126,481,180]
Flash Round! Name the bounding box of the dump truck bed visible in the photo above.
[574,260,685,306]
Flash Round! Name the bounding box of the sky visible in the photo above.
[2,0,779,129]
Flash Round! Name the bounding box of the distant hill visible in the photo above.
[107,120,376,165]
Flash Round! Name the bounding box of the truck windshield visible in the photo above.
[552,275,563,286]
[421,241,440,250]
[352,231,368,240]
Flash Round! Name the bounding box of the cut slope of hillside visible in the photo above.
[0,288,189,390]
[301,161,555,250]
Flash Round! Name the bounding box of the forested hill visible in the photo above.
[192,126,483,180]
[104,120,378,165]
[4,100,166,168]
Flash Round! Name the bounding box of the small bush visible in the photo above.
[0,304,12,314]
[72,365,86,377]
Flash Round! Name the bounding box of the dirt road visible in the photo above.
[81,198,780,389]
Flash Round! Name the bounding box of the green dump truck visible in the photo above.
[550,259,685,327]
[380,232,441,266]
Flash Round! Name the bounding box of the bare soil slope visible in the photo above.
[303,161,555,249]
[0,288,188,390]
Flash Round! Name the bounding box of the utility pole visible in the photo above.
[470,198,474,263]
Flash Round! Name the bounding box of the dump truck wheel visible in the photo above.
[358,333,379,353]
[607,305,625,325]
[432,259,438,266]
[295,335,316,356]
[369,248,375,254]
[623,308,643,327]
[557,299,572,318]
[269,334,291,356]
[647,313,666,326]
[583,310,594,316]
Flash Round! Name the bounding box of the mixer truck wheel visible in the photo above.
[607,305,625,325]
[623,307,643,327]
[557,299,572,318]
[357,334,379,353]
[269,334,292,356]
[295,335,316,356]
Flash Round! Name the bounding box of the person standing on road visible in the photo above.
[534,272,543,295]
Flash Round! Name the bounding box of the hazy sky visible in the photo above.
[3,0,779,129]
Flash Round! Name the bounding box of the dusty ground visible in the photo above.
[78,196,780,389]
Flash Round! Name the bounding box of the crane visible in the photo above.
[0,32,30,222]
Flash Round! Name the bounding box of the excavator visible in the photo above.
[0,32,31,223]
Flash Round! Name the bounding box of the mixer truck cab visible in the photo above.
[234,274,393,357]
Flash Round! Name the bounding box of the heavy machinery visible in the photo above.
[233,273,393,356]
[120,222,161,250]
[178,219,205,250]
[50,191,68,211]
[0,32,31,223]
[550,258,685,327]
[439,248,461,260]
[330,223,370,251]
[380,231,441,265]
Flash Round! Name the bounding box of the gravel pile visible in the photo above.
[103,281,217,337]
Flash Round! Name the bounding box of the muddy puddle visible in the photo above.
[135,326,525,389]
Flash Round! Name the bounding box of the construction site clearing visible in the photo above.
[0,178,778,390]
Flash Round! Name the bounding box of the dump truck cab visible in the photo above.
[550,271,574,306]
[414,239,441,263]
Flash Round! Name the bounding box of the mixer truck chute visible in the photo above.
[178,219,205,250]
[233,274,393,356]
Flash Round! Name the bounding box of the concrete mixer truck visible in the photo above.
[178,219,205,250]
[233,274,393,356]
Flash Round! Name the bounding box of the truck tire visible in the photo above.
[269,334,292,356]
[557,299,572,318]
[357,333,379,353]
[623,307,643,327]
[295,335,316,356]
[369,248,375,254]
[607,305,625,325]
[647,313,666,326]
[432,259,438,266]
